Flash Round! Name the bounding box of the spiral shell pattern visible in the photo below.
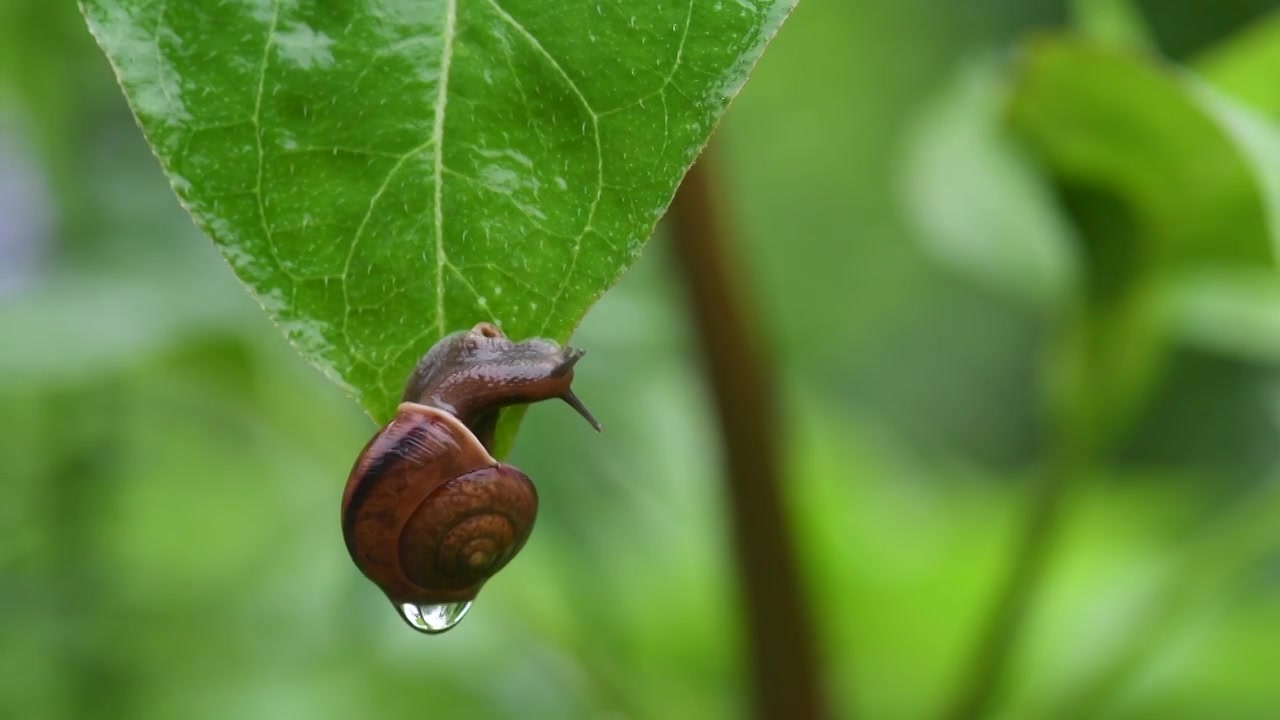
[398,465,537,593]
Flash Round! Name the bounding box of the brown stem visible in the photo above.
[667,152,829,720]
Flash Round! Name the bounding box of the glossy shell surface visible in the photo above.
[341,402,537,605]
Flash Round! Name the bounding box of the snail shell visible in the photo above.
[341,402,536,605]
[340,322,599,619]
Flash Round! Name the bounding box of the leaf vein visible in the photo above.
[251,0,285,278]
[432,0,459,336]
[482,0,604,336]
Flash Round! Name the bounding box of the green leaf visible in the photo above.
[1186,78,1280,267]
[1011,39,1280,368]
[1194,11,1280,121]
[904,38,1280,442]
[901,57,1078,309]
[1069,0,1154,52]
[1168,81,1280,362]
[81,0,793,421]
[1008,38,1280,437]
[1170,267,1280,362]
[1007,37,1274,280]
[907,39,1280,310]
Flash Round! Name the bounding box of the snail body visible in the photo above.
[341,322,598,632]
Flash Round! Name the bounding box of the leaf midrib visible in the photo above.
[432,0,458,336]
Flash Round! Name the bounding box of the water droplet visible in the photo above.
[399,601,473,634]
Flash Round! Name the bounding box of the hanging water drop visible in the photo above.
[399,601,473,633]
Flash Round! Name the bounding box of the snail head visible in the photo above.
[402,322,601,440]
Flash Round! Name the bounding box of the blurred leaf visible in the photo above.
[1070,0,1154,52]
[1164,80,1280,362]
[0,258,251,384]
[1042,474,1280,717]
[911,38,1280,354]
[901,57,1078,309]
[1008,38,1274,278]
[1010,38,1280,442]
[81,0,795,421]
[1171,268,1280,362]
[785,392,1225,719]
[0,1,103,187]
[907,37,1280,446]
[1194,11,1280,120]
[1188,79,1280,246]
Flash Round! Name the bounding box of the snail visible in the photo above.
[340,321,600,633]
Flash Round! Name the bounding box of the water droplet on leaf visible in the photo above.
[399,601,473,634]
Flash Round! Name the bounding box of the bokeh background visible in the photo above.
[4,1,1280,718]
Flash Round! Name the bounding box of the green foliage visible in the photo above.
[902,57,1078,310]
[1070,0,1155,51]
[906,34,1280,439]
[1196,11,1280,121]
[908,36,1280,315]
[8,2,1280,719]
[902,13,1280,717]
[81,0,793,420]
[1008,39,1275,277]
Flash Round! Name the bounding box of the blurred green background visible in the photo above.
[5,1,1280,718]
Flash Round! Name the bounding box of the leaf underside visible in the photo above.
[83,0,793,420]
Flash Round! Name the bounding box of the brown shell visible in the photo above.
[399,465,536,597]
[341,402,537,605]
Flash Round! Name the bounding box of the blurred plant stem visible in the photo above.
[946,278,1166,719]
[667,152,828,720]
[1049,477,1280,718]
[943,431,1090,720]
